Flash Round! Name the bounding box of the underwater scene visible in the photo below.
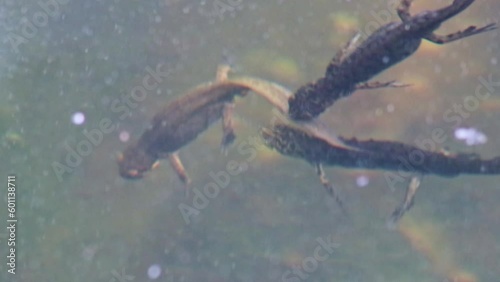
[1,0,499,281]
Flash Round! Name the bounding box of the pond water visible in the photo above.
[1,0,499,281]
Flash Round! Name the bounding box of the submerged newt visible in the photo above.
[262,123,500,178]
[261,123,500,220]
[288,0,497,120]
[118,65,292,182]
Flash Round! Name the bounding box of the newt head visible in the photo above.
[117,144,158,179]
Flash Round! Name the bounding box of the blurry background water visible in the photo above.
[0,0,499,281]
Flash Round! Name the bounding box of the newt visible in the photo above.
[117,65,292,183]
[261,123,500,221]
[288,0,497,121]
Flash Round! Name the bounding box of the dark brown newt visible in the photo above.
[262,123,500,178]
[261,123,500,221]
[288,0,497,121]
[118,65,292,183]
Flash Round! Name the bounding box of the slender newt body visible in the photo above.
[288,0,497,121]
[118,82,247,179]
[118,65,292,181]
[262,123,500,220]
[262,123,500,177]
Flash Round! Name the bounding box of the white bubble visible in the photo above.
[71,112,85,125]
[147,264,162,280]
[454,127,488,146]
[119,131,130,142]
[356,175,369,187]
[454,128,471,140]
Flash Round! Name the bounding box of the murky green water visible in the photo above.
[1,0,499,281]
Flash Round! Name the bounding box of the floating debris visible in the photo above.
[3,131,25,147]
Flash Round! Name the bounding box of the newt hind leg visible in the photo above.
[215,63,238,154]
[425,23,497,44]
[386,176,422,228]
[168,153,191,197]
[220,101,236,154]
[315,164,348,215]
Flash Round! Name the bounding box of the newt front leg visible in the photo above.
[221,101,237,154]
[355,80,410,90]
[168,153,191,196]
[315,163,348,215]
[387,176,422,228]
